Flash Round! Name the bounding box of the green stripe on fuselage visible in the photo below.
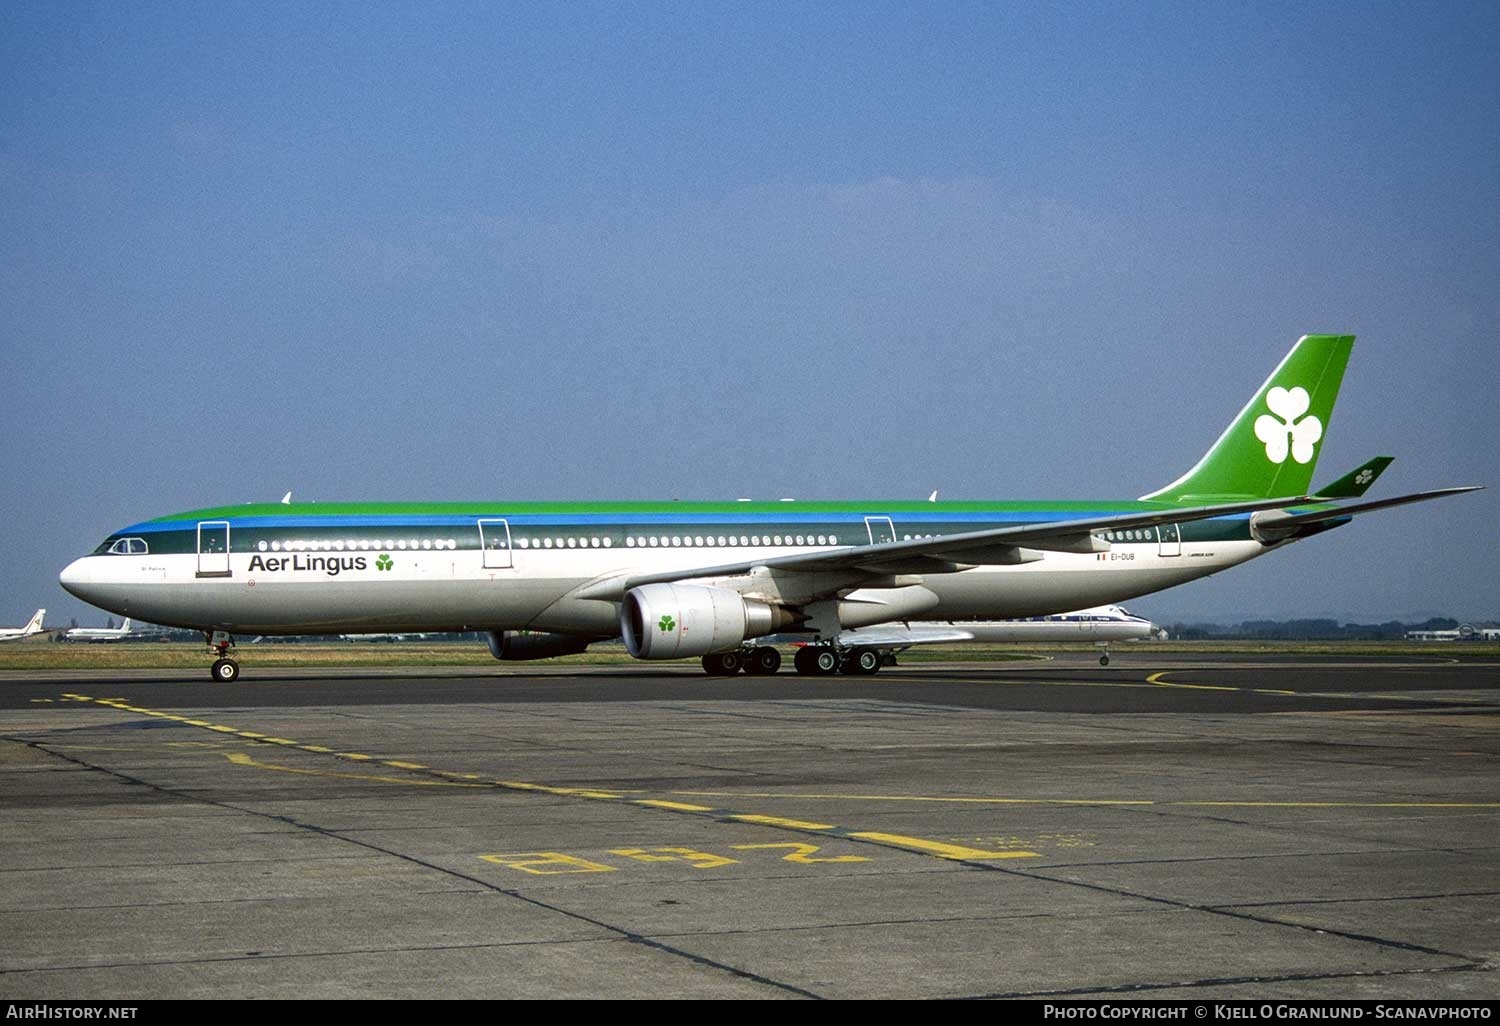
[146,499,1176,521]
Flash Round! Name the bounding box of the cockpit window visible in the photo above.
[104,538,149,555]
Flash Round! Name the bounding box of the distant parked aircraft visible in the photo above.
[64,618,137,642]
[0,609,46,642]
[339,631,435,643]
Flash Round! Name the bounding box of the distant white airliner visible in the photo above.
[867,605,1164,666]
[0,609,47,642]
[339,631,434,643]
[64,618,135,643]
[59,334,1479,682]
[770,605,1163,673]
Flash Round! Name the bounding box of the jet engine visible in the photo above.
[485,630,593,661]
[621,583,792,659]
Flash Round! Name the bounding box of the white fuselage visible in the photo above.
[59,535,1264,637]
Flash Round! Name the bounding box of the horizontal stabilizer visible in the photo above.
[1252,486,1482,542]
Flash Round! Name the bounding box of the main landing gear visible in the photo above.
[701,646,782,676]
[206,632,240,682]
[701,644,884,677]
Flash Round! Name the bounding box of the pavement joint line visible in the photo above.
[64,692,1042,867]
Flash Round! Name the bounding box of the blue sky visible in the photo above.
[2,1,1495,627]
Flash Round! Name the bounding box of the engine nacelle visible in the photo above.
[485,630,592,661]
[621,583,788,659]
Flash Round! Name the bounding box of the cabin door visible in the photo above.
[478,519,513,569]
[1157,522,1181,557]
[196,521,231,578]
[864,516,896,545]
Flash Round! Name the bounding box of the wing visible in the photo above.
[570,494,1313,602]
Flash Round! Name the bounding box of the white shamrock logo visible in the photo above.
[1355,469,1374,486]
[1253,386,1322,465]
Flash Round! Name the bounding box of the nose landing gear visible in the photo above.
[206,631,240,682]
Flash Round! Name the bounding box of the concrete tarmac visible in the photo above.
[2,654,1498,999]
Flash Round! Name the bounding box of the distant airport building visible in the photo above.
[1405,624,1500,642]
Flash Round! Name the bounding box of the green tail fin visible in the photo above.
[1313,456,1393,499]
[1140,334,1354,504]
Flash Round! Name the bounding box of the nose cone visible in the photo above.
[59,557,98,602]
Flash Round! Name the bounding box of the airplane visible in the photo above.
[58,334,1479,683]
[339,631,435,643]
[0,609,47,642]
[828,604,1166,669]
[63,617,136,643]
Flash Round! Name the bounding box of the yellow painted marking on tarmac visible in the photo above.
[383,760,428,770]
[634,800,715,812]
[1146,671,1238,692]
[339,753,373,760]
[494,780,623,799]
[677,790,1151,806]
[732,842,871,864]
[260,737,298,746]
[610,847,738,869]
[205,725,239,733]
[728,814,836,830]
[300,745,334,753]
[224,752,485,787]
[1253,689,1298,695]
[847,832,1039,860]
[237,731,266,738]
[183,720,213,727]
[29,698,54,703]
[480,852,616,875]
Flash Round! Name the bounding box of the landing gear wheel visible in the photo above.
[744,646,781,676]
[211,658,240,683]
[845,647,882,675]
[1099,654,1110,666]
[702,651,743,676]
[794,646,818,675]
[813,648,840,676]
